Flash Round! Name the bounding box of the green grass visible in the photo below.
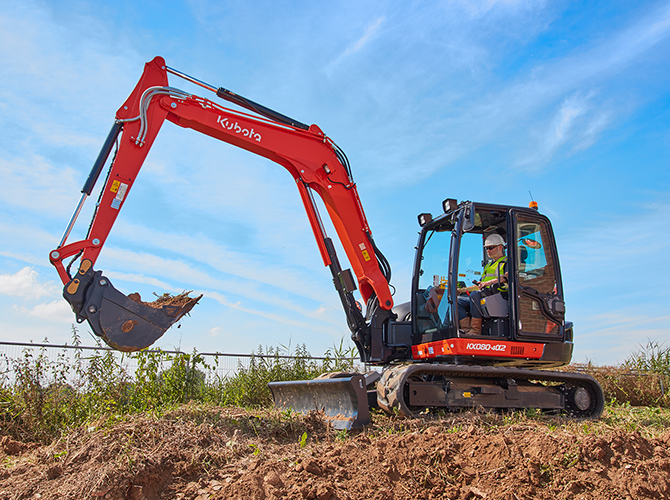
[1,333,668,444]
[0,330,357,443]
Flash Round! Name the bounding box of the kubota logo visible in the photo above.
[466,343,506,352]
[217,116,262,142]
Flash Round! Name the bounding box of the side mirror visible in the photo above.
[462,203,475,232]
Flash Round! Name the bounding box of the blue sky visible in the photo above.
[0,0,668,365]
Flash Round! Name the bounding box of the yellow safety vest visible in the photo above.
[482,256,507,292]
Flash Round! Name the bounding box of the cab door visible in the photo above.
[510,211,566,341]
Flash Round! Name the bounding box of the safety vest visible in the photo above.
[482,256,507,291]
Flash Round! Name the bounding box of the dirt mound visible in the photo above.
[0,406,668,500]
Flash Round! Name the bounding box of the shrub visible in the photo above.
[569,341,670,408]
[0,333,359,443]
[210,343,357,407]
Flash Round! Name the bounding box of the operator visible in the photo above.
[457,233,508,335]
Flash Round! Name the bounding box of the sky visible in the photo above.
[0,0,669,365]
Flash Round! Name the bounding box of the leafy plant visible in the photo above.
[0,333,359,443]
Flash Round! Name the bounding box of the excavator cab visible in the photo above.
[371,200,602,420]
[408,200,572,366]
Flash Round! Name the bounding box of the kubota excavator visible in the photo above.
[50,57,604,429]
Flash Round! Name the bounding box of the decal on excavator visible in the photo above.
[466,342,506,352]
[359,243,371,262]
[111,182,128,210]
[412,338,545,360]
[216,116,261,142]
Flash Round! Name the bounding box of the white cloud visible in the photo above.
[346,16,385,55]
[326,16,386,73]
[406,2,670,176]
[516,91,613,168]
[205,291,339,334]
[104,271,175,293]
[208,326,223,338]
[106,219,331,303]
[572,311,670,365]
[450,0,544,19]
[561,202,670,279]
[0,267,58,299]
[21,299,73,323]
[96,245,342,328]
[0,154,81,216]
[560,202,670,364]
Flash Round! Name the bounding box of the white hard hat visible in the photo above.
[484,233,505,247]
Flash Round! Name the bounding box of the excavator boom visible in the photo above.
[50,57,392,354]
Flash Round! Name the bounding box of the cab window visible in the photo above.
[416,228,451,333]
[457,232,484,289]
[515,218,556,294]
[515,216,560,335]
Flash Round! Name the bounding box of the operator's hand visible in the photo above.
[478,280,493,290]
[478,276,507,290]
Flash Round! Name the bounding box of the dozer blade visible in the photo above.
[269,374,371,430]
[63,260,201,352]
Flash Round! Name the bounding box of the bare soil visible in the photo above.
[127,291,197,309]
[0,406,668,500]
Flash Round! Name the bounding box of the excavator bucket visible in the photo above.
[268,373,374,430]
[63,260,201,352]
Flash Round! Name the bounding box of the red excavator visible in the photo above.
[50,57,604,429]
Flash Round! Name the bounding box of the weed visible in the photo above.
[248,443,261,456]
[539,463,554,484]
[625,340,670,376]
[560,451,579,468]
[3,331,669,445]
[335,428,349,441]
[0,332,358,444]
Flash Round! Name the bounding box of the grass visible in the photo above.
[0,330,358,443]
[1,333,668,444]
[567,340,670,408]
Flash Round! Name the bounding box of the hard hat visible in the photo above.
[484,233,505,247]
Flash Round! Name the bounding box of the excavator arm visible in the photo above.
[50,57,394,358]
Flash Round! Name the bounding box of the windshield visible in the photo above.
[418,230,450,292]
[417,227,487,332]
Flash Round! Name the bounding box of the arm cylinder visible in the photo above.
[81,121,123,195]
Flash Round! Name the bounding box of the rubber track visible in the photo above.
[377,363,605,420]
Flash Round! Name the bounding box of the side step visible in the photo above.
[63,260,201,351]
[269,372,379,430]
